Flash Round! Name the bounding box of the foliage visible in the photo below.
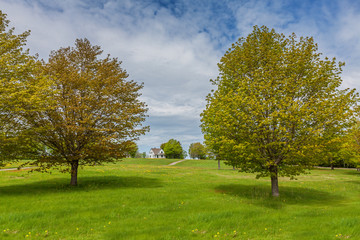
[163,139,184,159]
[20,39,148,185]
[344,122,360,169]
[0,10,53,165]
[134,152,142,158]
[189,142,206,159]
[160,142,166,150]
[182,150,188,159]
[201,26,358,196]
[321,136,345,169]
[317,132,358,169]
[127,142,139,158]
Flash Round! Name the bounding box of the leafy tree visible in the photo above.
[160,142,166,150]
[21,38,148,185]
[201,26,358,197]
[321,135,344,170]
[127,142,139,158]
[0,11,53,165]
[182,150,188,159]
[189,142,206,159]
[318,128,359,169]
[134,152,142,158]
[345,122,360,170]
[163,139,184,159]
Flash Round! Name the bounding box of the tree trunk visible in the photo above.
[330,156,334,170]
[270,166,279,197]
[218,159,221,170]
[70,160,79,186]
[233,166,235,170]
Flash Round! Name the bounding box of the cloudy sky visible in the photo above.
[1,0,360,155]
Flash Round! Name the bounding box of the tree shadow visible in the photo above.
[215,183,344,209]
[0,176,162,196]
[343,170,360,176]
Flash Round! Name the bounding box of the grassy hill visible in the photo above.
[0,159,359,239]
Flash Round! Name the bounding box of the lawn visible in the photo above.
[0,159,359,239]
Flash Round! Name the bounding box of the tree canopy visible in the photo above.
[189,142,206,159]
[160,142,166,150]
[344,122,360,170]
[127,142,139,158]
[0,10,53,165]
[163,139,184,159]
[201,26,358,197]
[19,38,148,185]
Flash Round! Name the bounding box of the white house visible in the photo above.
[149,148,165,158]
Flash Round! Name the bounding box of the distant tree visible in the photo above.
[128,142,139,158]
[201,26,358,197]
[316,128,357,169]
[142,152,147,158]
[182,150,188,159]
[163,139,184,159]
[189,142,206,159]
[0,10,53,165]
[321,135,344,170]
[345,122,360,170]
[21,39,149,185]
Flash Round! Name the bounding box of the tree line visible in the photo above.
[159,139,206,159]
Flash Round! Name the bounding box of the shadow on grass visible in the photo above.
[215,183,344,209]
[0,176,162,196]
[343,170,360,176]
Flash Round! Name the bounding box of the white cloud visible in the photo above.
[145,100,199,118]
[0,0,219,152]
[1,0,360,154]
[234,0,294,34]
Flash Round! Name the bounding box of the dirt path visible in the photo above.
[0,167,35,172]
[314,166,359,171]
[168,160,188,166]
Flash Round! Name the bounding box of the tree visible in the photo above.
[127,142,139,158]
[201,26,358,197]
[345,122,360,170]
[160,142,166,150]
[189,142,206,159]
[163,139,184,159]
[182,150,188,159]
[134,152,142,158]
[0,11,53,165]
[21,38,148,185]
[203,149,223,169]
[321,135,344,170]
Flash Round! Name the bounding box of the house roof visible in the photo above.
[150,148,163,155]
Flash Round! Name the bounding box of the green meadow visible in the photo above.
[0,159,359,240]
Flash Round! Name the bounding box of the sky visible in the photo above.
[1,0,360,155]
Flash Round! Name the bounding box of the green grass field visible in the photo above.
[0,159,359,239]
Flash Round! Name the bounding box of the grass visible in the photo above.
[0,159,359,239]
[0,162,31,169]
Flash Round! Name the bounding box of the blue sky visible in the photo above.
[1,0,360,155]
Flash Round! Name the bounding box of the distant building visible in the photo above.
[149,148,165,158]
